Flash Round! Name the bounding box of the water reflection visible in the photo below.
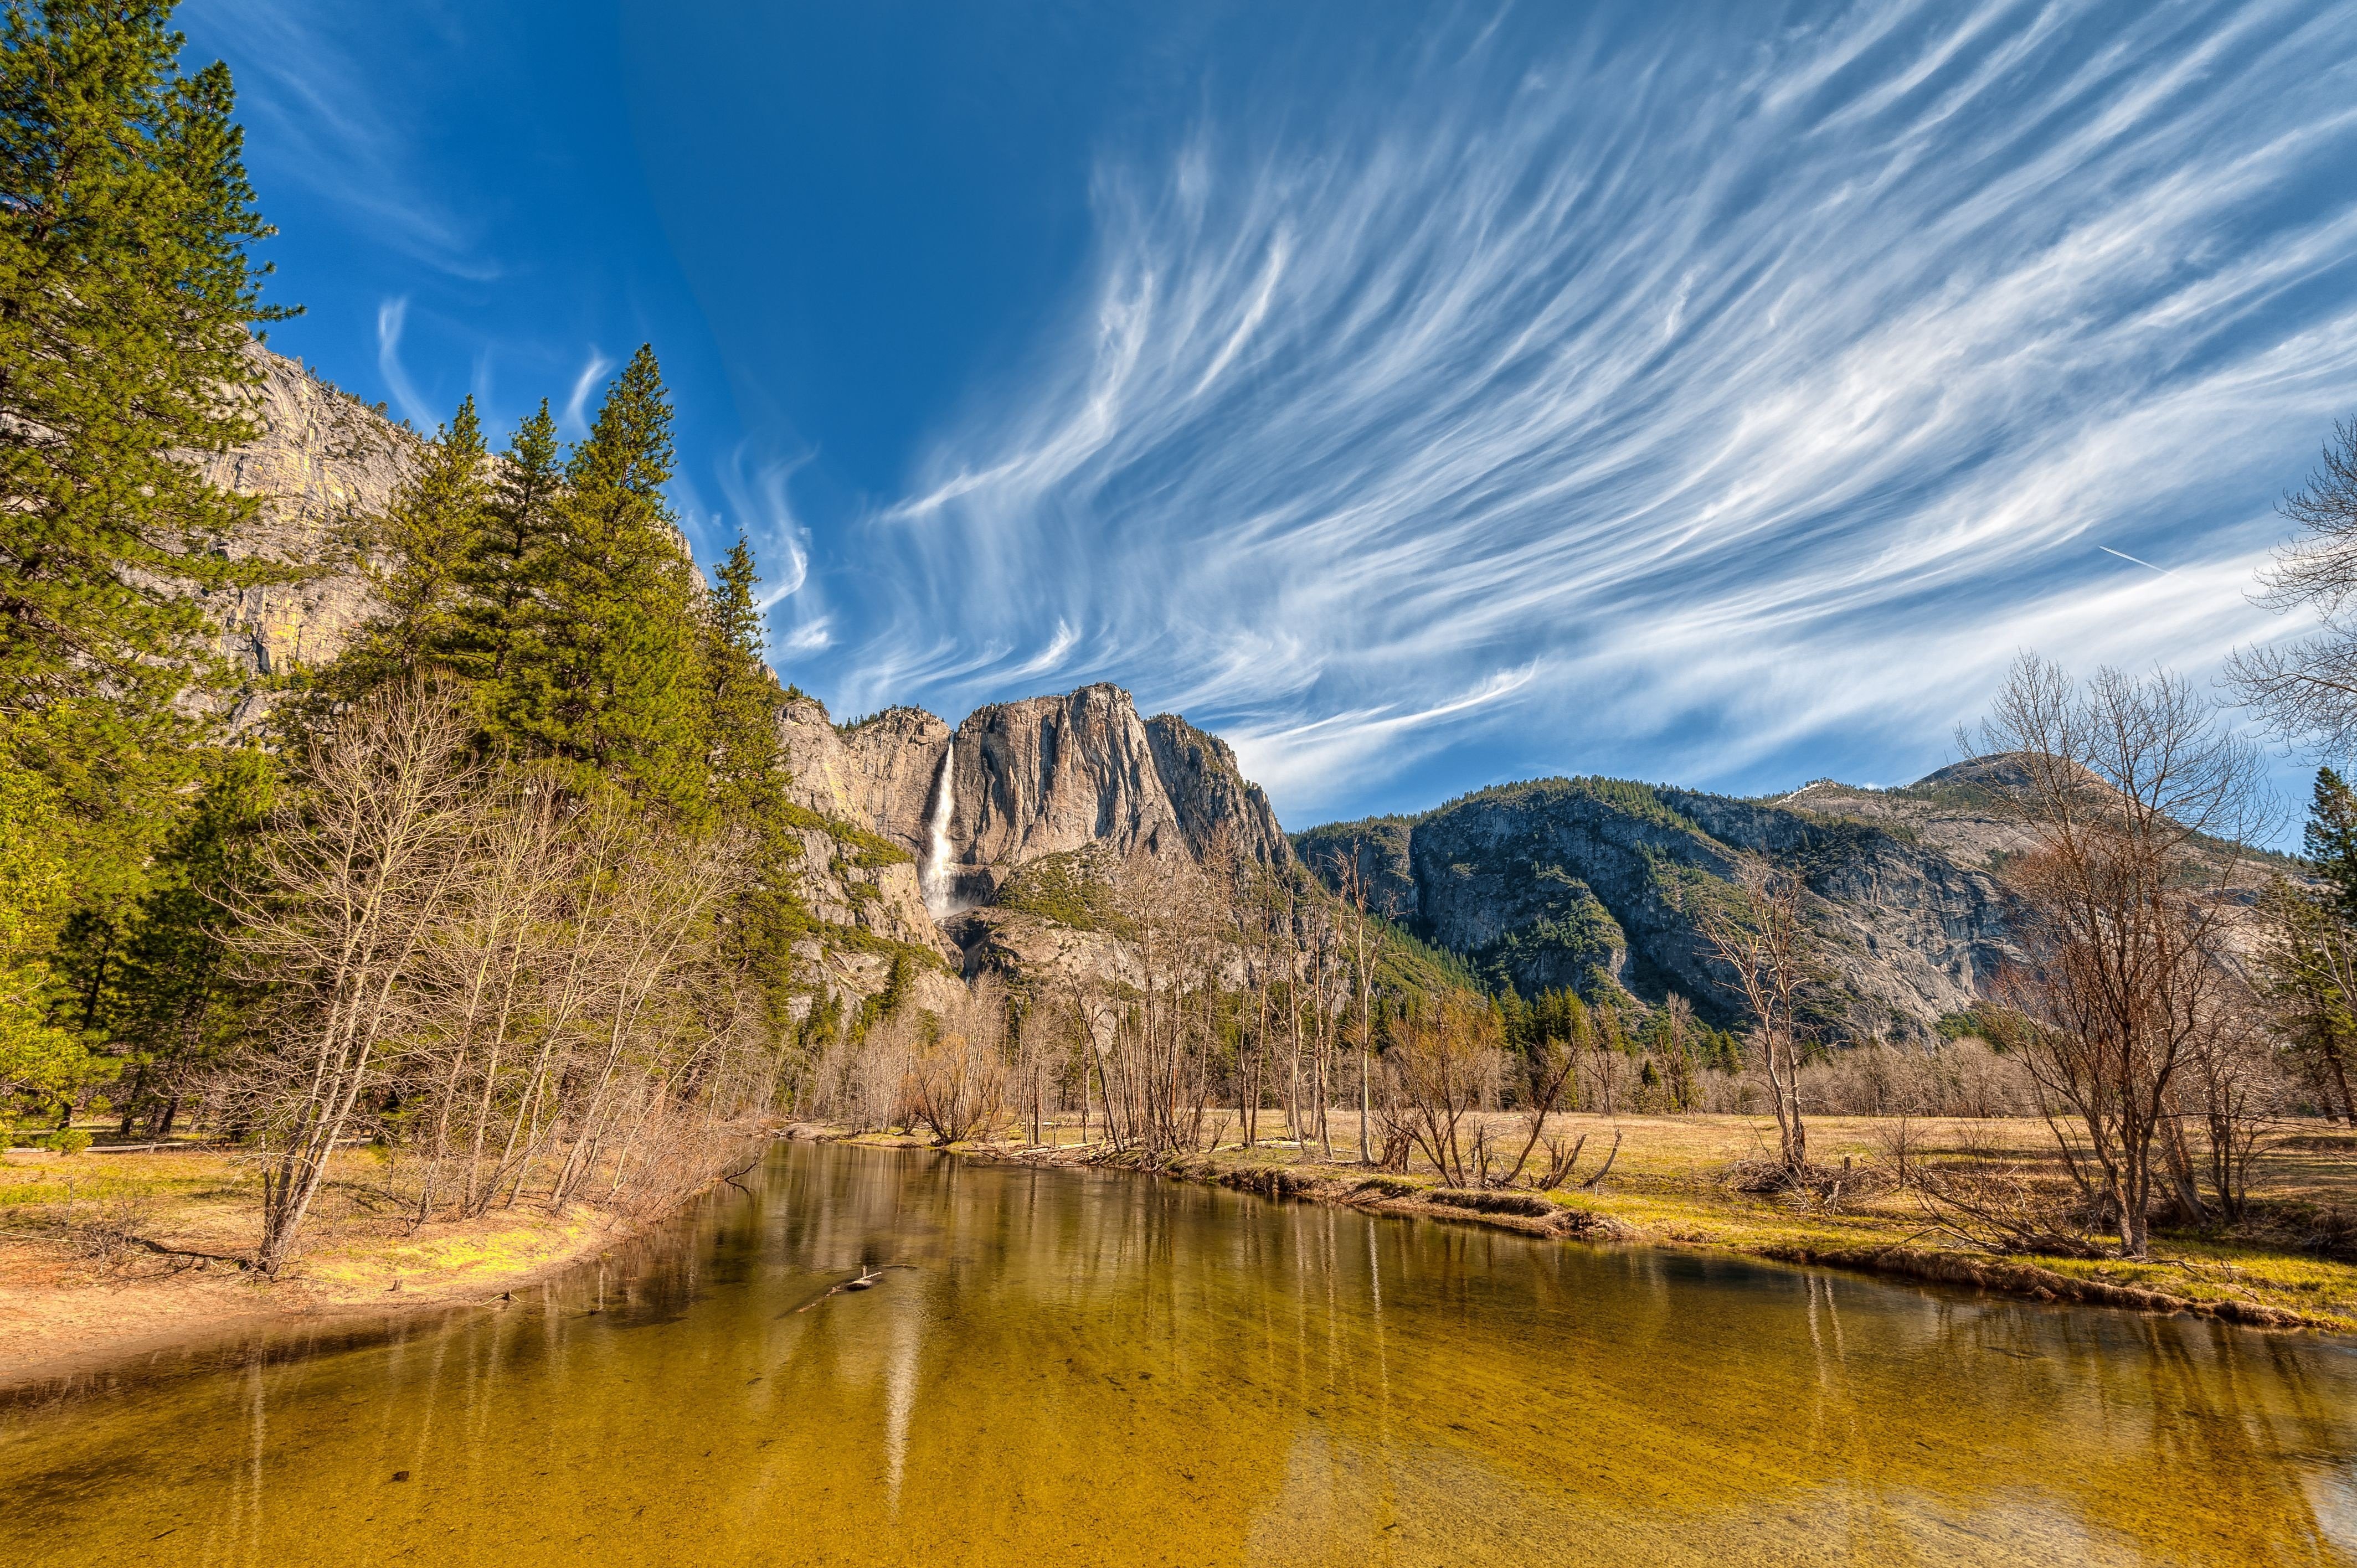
[6,1141,2356,1565]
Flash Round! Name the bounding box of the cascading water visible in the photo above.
[922,742,957,919]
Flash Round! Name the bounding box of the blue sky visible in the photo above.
[188,1,2357,831]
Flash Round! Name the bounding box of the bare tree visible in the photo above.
[230,678,479,1273]
[2227,417,2357,755]
[1378,992,1504,1186]
[900,978,1011,1145]
[1695,853,1818,1175]
[405,778,575,1226]
[2174,988,2281,1223]
[1972,654,2270,1259]
[1490,1025,1579,1188]
[545,825,736,1206]
[1061,969,1123,1149]
[1328,852,1380,1165]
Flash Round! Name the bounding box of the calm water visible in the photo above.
[7,1142,2357,1565]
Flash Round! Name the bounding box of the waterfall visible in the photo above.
[922,743,957,918]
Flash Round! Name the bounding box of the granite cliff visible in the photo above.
[186,347,1285,1008]
[193,343,418,716]
[777,684,1290,983]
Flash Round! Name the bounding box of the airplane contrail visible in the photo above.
[2098,545,2174,576]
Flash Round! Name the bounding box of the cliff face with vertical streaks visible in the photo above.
[184,348,1290,1004]
[194,343,417,720]
[777,683,1290,914]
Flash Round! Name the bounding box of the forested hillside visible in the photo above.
[1296,770,2020,1039]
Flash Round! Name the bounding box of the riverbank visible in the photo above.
[797,1111,2357,1333]
[0,1144,653,1386]
[16,1113,2350,1386]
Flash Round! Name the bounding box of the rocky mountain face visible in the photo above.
[1771,759,2044,869]
[777,684,1291,981]
[1298,771,2026,1040]
[185,346,1284,1008]
[783,685,1288,899]
[195,343,416,716]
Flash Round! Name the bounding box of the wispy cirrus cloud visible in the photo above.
[373,297,439,429]
[559,350,616,437]
[830,0,2357,818]
[198,0,496,282]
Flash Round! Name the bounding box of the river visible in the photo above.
[6,1140,2356,1564]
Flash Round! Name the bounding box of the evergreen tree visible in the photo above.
[2304,767,2357,923]
[1495,987,1530,1053]
[0,1,287,802]
[0,756,88,1104]
[329,395,490,698]
[454,399,561,688]
[704,533,784,817]
[104,747,271,1135]
[701,533,807,1015]
[0,2,290,1092]
[2260,767,2357,1121]
[491,347,707,817]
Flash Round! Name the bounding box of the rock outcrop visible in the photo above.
[195,343,416,707]
[184,347,1289,1007]
[1298,773,2025,1039]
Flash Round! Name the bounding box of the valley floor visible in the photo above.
[0,1144,642,1387]
[817,1110,2357,1333]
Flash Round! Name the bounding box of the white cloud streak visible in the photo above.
[830,0,2357,819]
[197,1,495,281]
[373,297,439,429]
[561,350,616,437]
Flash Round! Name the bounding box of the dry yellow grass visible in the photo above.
[13,1108,2354,1383]
[0,1143,635,1384]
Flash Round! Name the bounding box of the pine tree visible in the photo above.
[2305,767,2357,923]
[2266,767,2357,1121]
[491,347,707,817]
[104,746,272,1134]
[1,2,291,1089]
[328,395,490,698]
[699,533,802,1012]
[0,1,289,797]
[709,535,764,669]
[0,756,88,1103]
[454,399,561,689]
[705,533,784,817]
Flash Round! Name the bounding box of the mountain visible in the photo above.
[1296,772,2028,1040]
[179,347,1289,1009]
[778,684,1291,983]
[187,343,2043,1035]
